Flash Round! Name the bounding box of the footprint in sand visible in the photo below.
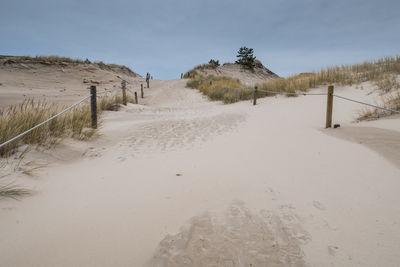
[328,245,339,256]
[313,200,326,211]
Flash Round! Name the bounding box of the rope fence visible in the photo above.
[1,81,398,151]
[333,94,400,114]
[257,88,328,96]
[0,81,146,150]
[0,95,91,149]
[255,87,399,113]
[252,85,399,128]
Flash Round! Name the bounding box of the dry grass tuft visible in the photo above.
[187,76,254,103]
[357,90,400,121]
[186,75,298,103]
[0,181,31,200]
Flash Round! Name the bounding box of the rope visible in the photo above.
[256,88,399,114]
[333,94,400,114]
[127,88,136,95]
[0,95,91,149]
[257,89,327,96]
[97,86,121,95]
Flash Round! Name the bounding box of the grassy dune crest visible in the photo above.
[1,55,136,74]
[258,55,400,94]
[187,56,400,109]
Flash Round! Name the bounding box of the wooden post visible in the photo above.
[121,80,127,106]
[253,86,258,105]
[146,73,150,88]
[134,92,138,104]
[141,84,144,98]
[90,85,97,129]
[326,85,334,128]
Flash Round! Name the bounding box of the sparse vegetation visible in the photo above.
[3,55,85,64]
[183,69,198,79]
[0,55,135,74]
[183,60,221,78]
[0,180,31,200]
[258,55,400,95]
[357,90,400,121]
[0,92,136,157]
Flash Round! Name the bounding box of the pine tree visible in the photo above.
[235,47,256,69]
[208,59,220,67]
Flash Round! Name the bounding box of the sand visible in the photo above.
[1,79,400,266]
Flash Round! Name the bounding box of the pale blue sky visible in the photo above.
[1,0,399,79]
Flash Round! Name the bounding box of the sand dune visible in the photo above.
[186,61,278,86]
[1,79,400,266]
[0,56,143,108]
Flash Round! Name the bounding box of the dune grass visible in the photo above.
[357,90,400,121]
[0,92,136,157]
[0,159,31,200]
[187,55,400,104]
[187,75,256,103]
[0,181,31,200]
[1,55,85,64]
[258,55,400,95]
[186,75,288,103]
[1,55,135,73]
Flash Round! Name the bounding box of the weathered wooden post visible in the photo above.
[121,80,127,106]
[141,84,144,98]
[90,85,97,129]
[134,92,138,104]
[253,86,258,106]
[146,72,150,88]
[326,85,334,128]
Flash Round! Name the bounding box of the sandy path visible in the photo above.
[1,80,400,266]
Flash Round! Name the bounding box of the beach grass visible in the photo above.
[258,55,400,95]
[0,181,31,200]
[187,55,400,104]
[357,90,400,121]
[186,75,254,103]
[0,55,135,73]
[0,92,136,157]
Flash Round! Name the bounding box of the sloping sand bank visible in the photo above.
[1,80,400,266]
[324,126,400,167]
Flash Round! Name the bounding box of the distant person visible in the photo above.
[146,72,150,88]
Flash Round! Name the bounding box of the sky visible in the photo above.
[1,0,399,79]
